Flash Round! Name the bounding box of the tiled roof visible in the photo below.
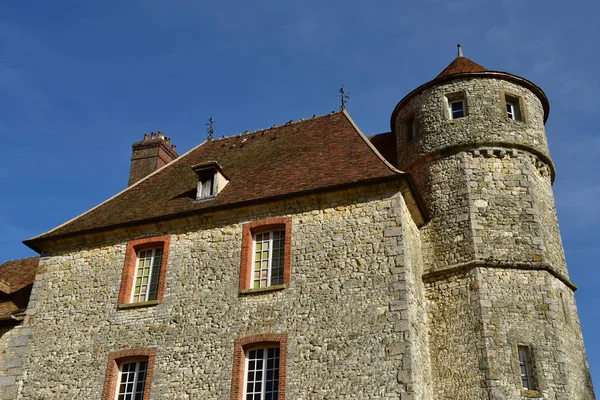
[436,56,486,78]
[369,132,397,168]
[27,112,403,246]
[0,257,38,320]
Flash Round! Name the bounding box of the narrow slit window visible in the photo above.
[245,347,280,400]
[518,346,535,390]
[131,248,162,303]
[405,115,416,142]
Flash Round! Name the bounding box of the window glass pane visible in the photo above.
[451,101,464,118]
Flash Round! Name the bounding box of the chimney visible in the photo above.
[128,132,179,186]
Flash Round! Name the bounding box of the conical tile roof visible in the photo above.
[436,56,486,78]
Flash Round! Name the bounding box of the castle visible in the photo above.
[0,49,594,399]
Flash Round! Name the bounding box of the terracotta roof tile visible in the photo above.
[0,257,38,320]
[436,56,486,79]
[28,112,400,244]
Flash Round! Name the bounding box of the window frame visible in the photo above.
[231,334,288,400]
[500,90,527,123]
[444,91,468,120]
[239,218,292,294]
[115,357,149,399]
[101,348,156,400]
[251,229,286,289]
[244,346,281,399]
[118,235,171,309]
[518,345,536,391]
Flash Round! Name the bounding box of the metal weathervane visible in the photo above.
[337,85,350,111]
[206,116,215,141]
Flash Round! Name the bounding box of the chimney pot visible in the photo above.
[150,132,156,139]
[171,144,177,151]
[143,133,149,141]
[165,136,171,145]
[158,131,164,139]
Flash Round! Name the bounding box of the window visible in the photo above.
[252,230,285,289]
[116,359,148,400]
[198,174,216,199]
[131,248,162,303]
[405,114,416,142]
[445,92,467,120]
[245,347,280,400]
[118,236,170,308]
[192,161,229,201]
[240,218,292,293]
[101,348,156,400]
[231,334,288,400]
[518,346,536,390]
[505,94,522,121]
[449,100,465,119]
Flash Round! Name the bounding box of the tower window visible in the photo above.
[505,95,522,121]
[445,92,467,120]
[450,100,465,119]
[518,346,536,390]
[405,114,416,142]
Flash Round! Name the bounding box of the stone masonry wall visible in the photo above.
[425,267,595,399]
[395,77,551,170]
[0,326,30,400]
[18,182,429,399]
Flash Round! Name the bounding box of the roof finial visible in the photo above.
[337,85,350,111]
[457,43,463,57]
[206,116,215,141]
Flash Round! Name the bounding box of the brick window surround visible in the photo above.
[117,235,170,308]
[239,217,292,293]
[101,348,156,400]
[230,333,288,400]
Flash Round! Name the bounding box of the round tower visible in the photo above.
[393,46,594,399]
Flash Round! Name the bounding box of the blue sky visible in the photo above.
[1,0,598,390]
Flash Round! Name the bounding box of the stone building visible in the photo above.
[0,50,594,399]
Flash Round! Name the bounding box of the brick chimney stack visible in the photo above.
[128,131,179,186]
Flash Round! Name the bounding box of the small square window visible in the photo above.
[450,100,465,119]
[518,345,536,390]
[198,174,216,200]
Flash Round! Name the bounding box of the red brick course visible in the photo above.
[101,348,156,400]
[239,217,292,292]
[117,235,170,307]
[230,334,288,400]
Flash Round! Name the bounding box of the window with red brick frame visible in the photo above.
[101,348,156,400]
[239,217,292,293]
[117,235,170,308]
[230,333,288,400]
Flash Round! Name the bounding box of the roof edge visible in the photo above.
[390,70,550,132]
[24,174,417,253]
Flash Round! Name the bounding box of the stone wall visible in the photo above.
[0,325,30,400]
[394,77,551,170]
[17,182,428,399]
[425,267,595,399]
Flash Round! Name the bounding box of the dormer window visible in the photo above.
[191,161,229,201]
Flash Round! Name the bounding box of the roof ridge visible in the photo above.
[211,111,343,142]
